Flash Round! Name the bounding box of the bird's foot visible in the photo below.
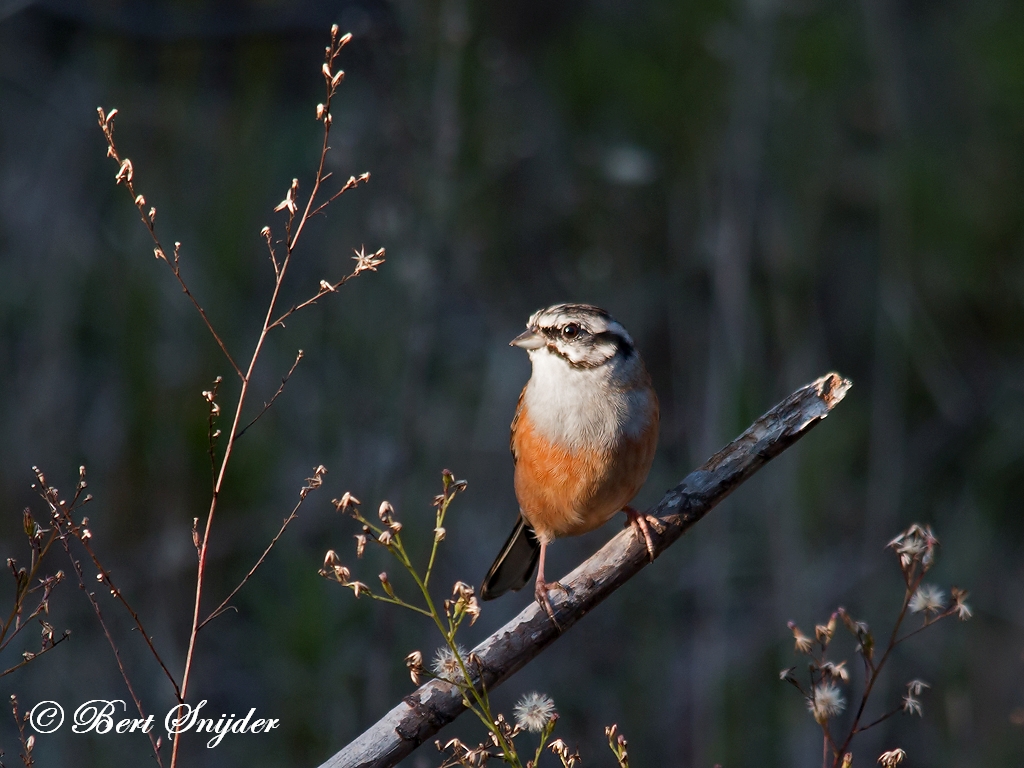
[624,506,663,562]
[534,580,566,630]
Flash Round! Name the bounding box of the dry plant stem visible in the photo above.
[234,350,304,439]
[56,533,164,765]
[197,466,324,631]
[97,115,243,381]
[169,31,366,768]
[33,468,181,698]
[96,28,376,768]
[831,564,960,765]
[320,372,851,768]
[1,633,70,677]
[11,695,34,768]
[0,531,58,661]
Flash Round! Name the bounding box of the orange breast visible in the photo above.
[512,400,658,543]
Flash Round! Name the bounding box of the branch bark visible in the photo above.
[318,372,851,768]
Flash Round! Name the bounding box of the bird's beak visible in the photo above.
[510,328,545,350]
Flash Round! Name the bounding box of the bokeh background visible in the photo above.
[1,0,1022,765]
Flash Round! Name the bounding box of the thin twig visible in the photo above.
[1,630,71,677]
[266,242,382,331]
[96,110,243,381]
[198,465,326,630]
[234,350,304,440]
[56,535,164,766]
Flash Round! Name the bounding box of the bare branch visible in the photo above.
[318,372,851,768]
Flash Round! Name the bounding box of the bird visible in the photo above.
[480,303,661,622]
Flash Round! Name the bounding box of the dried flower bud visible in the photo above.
[463,596,481,625]
[331,70,345,88]
[378,500,395,524]
[452,581,474,600]
[319,550,350,584]
[878,748,906,768]
[902,693,923,716]
[340,32,352,45]
[349,581,369,598]
[434,527,446,542]
[788,622,813,654]
[822,661,850,682]
[333,492,360,513]
[316,103,325,120]
[405,650,423,684]
[951,587,972,620]
[906,679,930,696]
[354,534,367,558]
[260,225,271,238]
[378,572,395,598]
[378,529,393,547]
[115,158,133,183]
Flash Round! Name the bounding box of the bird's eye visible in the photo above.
[561,324,580,340]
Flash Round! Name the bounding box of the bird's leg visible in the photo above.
[624,506,663,562]
[533,541,564,629]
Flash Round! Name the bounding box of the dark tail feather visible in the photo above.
[480,516,540,600]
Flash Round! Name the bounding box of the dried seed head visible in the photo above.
[513,692,556,733]
[909,584,946,615]
[431,645,467,683]
[807,682,846,724]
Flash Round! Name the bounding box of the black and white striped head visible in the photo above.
[510,303,635,368]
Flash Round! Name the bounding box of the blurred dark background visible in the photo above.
[1,0,1022,765]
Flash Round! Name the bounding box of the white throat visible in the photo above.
[523,347,652,451]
